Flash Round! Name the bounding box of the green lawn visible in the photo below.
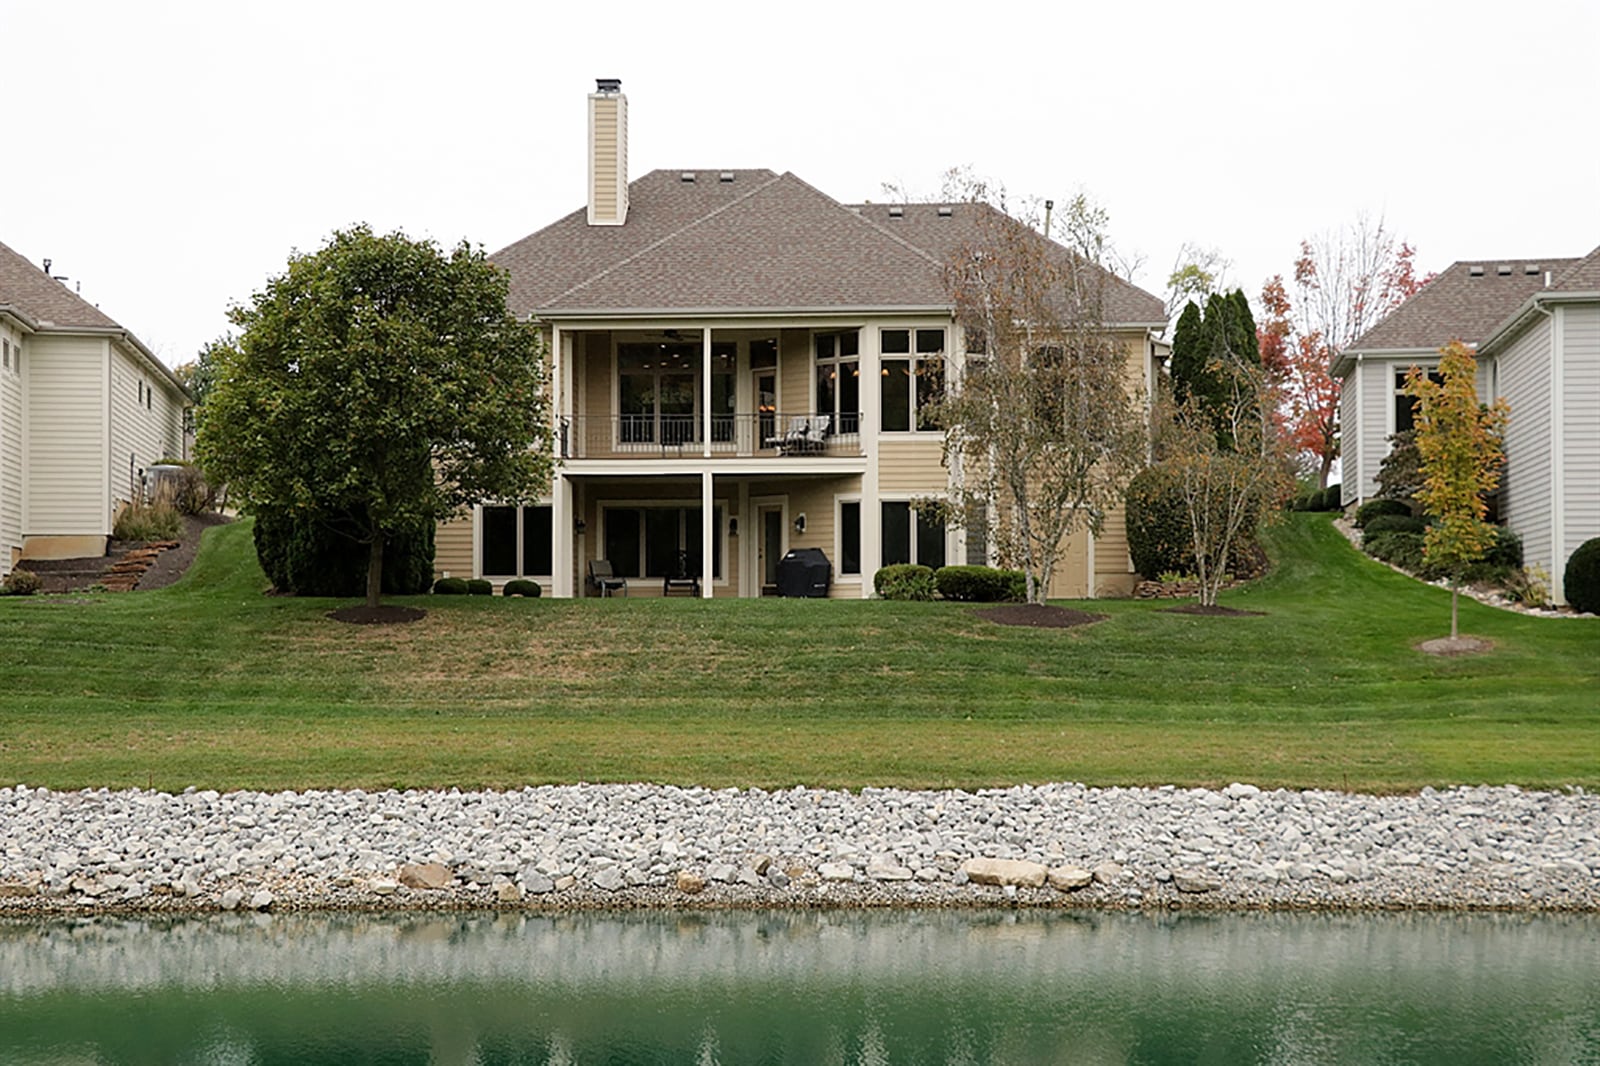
[2,514,1595,793]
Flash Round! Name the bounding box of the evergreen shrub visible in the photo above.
[1355,499,1412,528]
[251,506,434,597]
[1125,465,1194,579]
[503,579,542,598]
[466,579,494,596]
[934,565,1025,602]
[1564,537,1600,614]
[874,564,936,601]
[432,577,468,595]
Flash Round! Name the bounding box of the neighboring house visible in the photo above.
[0,239,190,575]
[1336,246,1600,603]
[433,80,1168,599]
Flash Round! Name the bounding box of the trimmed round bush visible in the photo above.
[432,577,469,595]
[252,505,435,597]
[1564,537,1600,613]
[466,578,494,596]
[935,565,1025,603]
[1317,484,1343,512]
[874,563,936,601]
[1125,465,1194,580]
[1362,514,1428,536]
[1355,498,1412,528]
[503,579,542,598]
[0,568,42,596]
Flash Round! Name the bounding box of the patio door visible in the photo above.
[757,504,785,594]
[754,369,777,449]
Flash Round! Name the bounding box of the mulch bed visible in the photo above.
[1160,604,1267,617]
[326,605,427,625]
[975,604,1107,629]
[1416,635,1493,656]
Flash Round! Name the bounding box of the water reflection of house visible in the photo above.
[434,80,1167,598]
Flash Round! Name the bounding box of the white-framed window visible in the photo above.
[481,504,553,578]
[601,503,727,581]
[614,341,736,445]
[1393,367,1443,435]
[880,498,946,569]
[814,331,860,434]
[2,338,9,371]
[880,328,944,432]
[836,496,862,577]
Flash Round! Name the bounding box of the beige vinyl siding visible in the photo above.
[1561,304,1600,574]
[1498,320,1553,573]
[877,438,946,493]
[1094,500,1136,596]
[579,332,613,455]
[589,97,620,222]
[1045,529,1090,600]
[434,514,474,580]
[24,334,107,536]
[747,476,859,597]
[779,329,810,413]
[1,325,23,568]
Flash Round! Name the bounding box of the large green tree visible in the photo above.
[199,226,552,609]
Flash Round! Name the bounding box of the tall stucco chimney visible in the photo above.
[588,78,628,226]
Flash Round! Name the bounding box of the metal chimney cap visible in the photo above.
[595,78,622,93]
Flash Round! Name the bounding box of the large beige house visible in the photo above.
[0,239,189,574]
[434,80,1167,599]
[1336,246,1600,604]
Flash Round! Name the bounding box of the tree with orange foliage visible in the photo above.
[1260,216,1431,488]
[1406,341,1509,640]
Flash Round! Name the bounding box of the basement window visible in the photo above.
[482,505,553,578]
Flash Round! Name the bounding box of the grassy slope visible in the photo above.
[1,514,1595,793]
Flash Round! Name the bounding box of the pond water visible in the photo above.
[1,909,1597,1064]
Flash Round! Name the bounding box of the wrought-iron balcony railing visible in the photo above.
[559,412,863,459]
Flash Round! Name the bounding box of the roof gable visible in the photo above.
[1550,245,1600,291]
[1346,257,1579,354]
[0,238,121,330]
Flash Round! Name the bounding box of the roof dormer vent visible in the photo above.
[680,172,697,183]
[1468,265,1485,277]
[888,205,904,218]
[937,206,953,217]
[718,171,734,183]
[1524,264,1539,275]
[1497,264,1512,276]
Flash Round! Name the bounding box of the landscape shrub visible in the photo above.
[432,577,468,595]
[114,500,183,542]
[1375,430,1422,504]
[1564,537,1600,614]
[1124,465,1194,579]
[1502,566,1552,608]
[466,579,494,596]
[252,506,435,597]
[1362,514,1428,536]
[150,460,217,516]
[874,563,936,601]
[934,565,1024,602]
[0,568,42,596]
[1362,530,1425,571]
[1481,527,1523,572]
[1355,498,1412,528]
[1317,484,1343,511]
[503,579,542,598]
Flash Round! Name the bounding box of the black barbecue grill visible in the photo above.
[775,548,832,598]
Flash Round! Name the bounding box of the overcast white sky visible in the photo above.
[6,0,1598,366]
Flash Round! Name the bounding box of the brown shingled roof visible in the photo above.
[1550,245,1600,291]
[492,170,1165,325]
[1345,257,1580,356]
[0,238,121,330]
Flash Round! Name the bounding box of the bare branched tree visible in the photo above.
[934,192,1147,604]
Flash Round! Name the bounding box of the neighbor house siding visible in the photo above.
[1,325,23,569]
[1340,364,1363,504]
[24,334,107,536]
[434,514,475,580]
[1360,358,1394,499]
[1497,319,1554,575]
[1561,304,1600,581]
[1094,501,1136,596]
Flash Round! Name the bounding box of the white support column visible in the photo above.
[859,323,880,598]
[1551,307,1567,604]
[550,324,563,451]
[551,474,574,598]
[701,470,714,598]
[737,480,750,597]
[702,326,713,459]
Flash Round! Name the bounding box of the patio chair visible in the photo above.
[587,560,628,597]
[769,415,810,453]
[799,414,831,453]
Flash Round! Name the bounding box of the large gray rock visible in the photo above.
[867,858,914,881]
[961,858,1048,888]
[1048,866,1093,890]
[1091,861,1124,885]
[592,867,625,892]
[818,862,856,882]
[397,862,451,890]
[675,871,706,894]
[1172,871,1222,893]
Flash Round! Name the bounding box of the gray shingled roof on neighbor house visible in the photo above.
[1344,256,1581,358]
[492,170,1165,325]
[0,238,121,330]
[1550,244,1600,292]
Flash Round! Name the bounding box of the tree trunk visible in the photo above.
[1318,453,1335,490]
[366,530,385,609]
[1450,578,1459,641]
